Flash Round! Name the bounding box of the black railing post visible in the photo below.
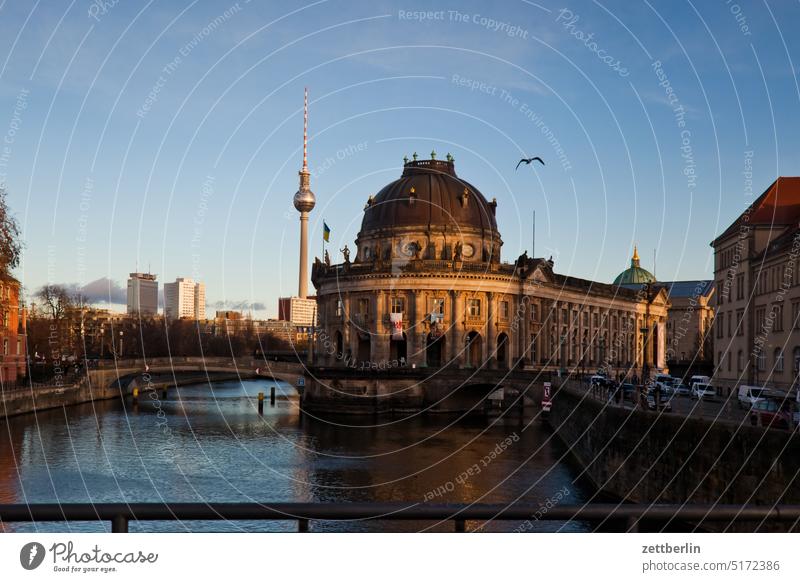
[112,515,129,533]
[298,518,309,532]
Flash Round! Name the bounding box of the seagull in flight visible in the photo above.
[516,157,545,170]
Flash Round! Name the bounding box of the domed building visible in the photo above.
[613,247,656,286]
[308,155,669,410]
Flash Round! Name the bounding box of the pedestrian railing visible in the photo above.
[1,503,798,532]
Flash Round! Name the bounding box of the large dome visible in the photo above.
[613,247,656,285]
[360,157,498,235]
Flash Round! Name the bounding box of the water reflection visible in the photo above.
[0,379,590,532]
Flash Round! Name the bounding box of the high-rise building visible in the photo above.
[164,277,205,320]
[126,272,158,316]
[278,296,317,327]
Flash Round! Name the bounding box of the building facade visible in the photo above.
[0,275,26,382]
[164,278,206,320]
[662,280,715,364]
[311,156,670,377]
[278,296,317,327]
[712,177,800,392]
[126,272,158,316]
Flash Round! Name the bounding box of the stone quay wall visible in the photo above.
[549,381,800,506]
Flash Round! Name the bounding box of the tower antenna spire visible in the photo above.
[302,87,308,172]
[293,87,316,299]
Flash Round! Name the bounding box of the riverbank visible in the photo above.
[0,372,247,420]
[549,380,800,528]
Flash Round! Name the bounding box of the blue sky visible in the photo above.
[0,0,798,317]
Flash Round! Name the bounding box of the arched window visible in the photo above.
[775,348,785,373]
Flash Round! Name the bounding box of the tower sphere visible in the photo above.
[294,187,316,212]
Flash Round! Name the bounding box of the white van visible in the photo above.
[738,385,767,409]
[690,375,711,387]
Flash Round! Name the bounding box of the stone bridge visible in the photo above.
[87,357,307,393]
[302,364,551,414]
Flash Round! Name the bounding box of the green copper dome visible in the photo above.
[613,246,656,285]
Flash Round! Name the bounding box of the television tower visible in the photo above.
[293,88,315,299]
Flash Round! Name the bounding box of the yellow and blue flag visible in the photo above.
[323,222,331,242]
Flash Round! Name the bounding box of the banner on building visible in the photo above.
[390,313,404,340]
[429,312,443,338]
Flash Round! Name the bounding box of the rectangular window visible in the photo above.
[592,313,598,327]
[335,300,343,317]
[530,304,537,321]
[727,312,732,337]
[755,308,766,332]
[793,301,800,329]
[468,299,481,317]
[774,303,784,332]
[736,309,744,336]
[716,313,724,339]
[432,298,445,315]
[357,298,370,315]
[391,297,405,314]
[736,273,744,300]
[499,300,509,319]
[582,312,588,327]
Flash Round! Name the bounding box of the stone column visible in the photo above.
[450,291,465,367]
[374,290,388,363]
[486,292,496,368]
[411,291,426,367]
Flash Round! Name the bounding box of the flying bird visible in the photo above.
[516,157,545,170]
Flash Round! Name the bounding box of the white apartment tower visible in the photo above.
[164,278,206,320]
[127,273,159,316]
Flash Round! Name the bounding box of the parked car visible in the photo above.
[620,383,636,401]
[691,383,717,400]
[673,383,691,397]
[689,375,711,388]
[646,387,673,412]
[749,398,796,430]
[737,385,768,409]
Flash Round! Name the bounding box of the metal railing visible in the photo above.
[1,503,798,532]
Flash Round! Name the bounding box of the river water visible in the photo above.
[0,379,592,532]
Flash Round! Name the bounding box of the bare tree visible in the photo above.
[36,284,72,320]
[0,186,22,275]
